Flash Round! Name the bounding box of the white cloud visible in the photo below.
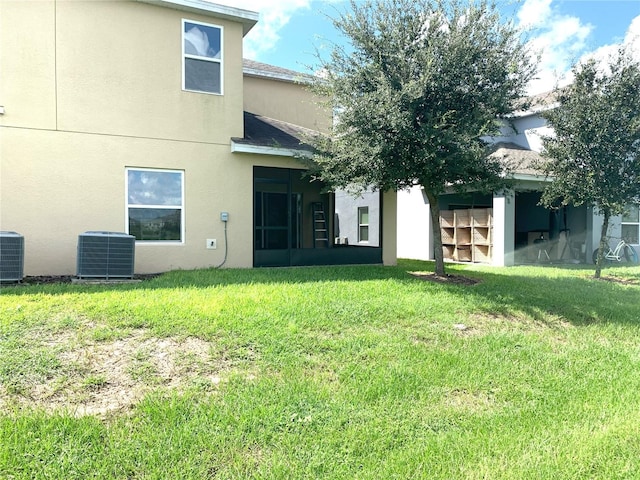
[520,0,640,95]
[517,0,552,29]
[581,14,640,70]
[209,0,312,59]
[210,0,346,59]
[624,14,640,56]
[518,0,593,94]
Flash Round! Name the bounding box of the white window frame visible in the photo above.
[125,168,185,244]
[358,206,369,243]
[182,19,223,95]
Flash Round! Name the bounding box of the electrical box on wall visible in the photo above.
[220,212,229,222]
[206,239,217,249]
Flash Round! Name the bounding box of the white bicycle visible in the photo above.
[592,238,639,264]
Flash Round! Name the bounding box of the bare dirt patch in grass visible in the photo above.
[0,328,244,418]
[0,274,161,288]
[409,271,481,286]
[452,312,573,340]
[596,275,640,285]
[444,388,496,413]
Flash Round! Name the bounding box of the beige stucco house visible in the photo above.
[0,0,397,277]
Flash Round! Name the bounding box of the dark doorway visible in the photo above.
[514,191,588,263]
[253,166,382,267]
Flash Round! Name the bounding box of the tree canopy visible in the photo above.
[540,47,640,278]
[308,0,535,275]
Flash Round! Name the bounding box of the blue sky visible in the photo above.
[215,0,640,94]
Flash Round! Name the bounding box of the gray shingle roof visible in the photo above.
[511,89,562,117]
[233,116,547,175]
[232,112,316,151]
[243,59,314,83]
[489,142,546,177]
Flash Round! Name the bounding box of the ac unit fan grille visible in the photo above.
[0,231,25,282]
[77,232,135,279]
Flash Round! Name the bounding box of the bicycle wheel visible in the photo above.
[592,248,611,264]
[622,244,639,264]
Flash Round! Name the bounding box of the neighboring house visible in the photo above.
[397,91,637,265]
[0,0,396,276]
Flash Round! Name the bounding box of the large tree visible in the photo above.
[540,48,640,279]
[308,0,535,275]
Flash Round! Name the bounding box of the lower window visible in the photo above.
[358,206,369,243]
[126,168,184,242]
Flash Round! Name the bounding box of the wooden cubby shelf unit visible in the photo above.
[439,208,493,263]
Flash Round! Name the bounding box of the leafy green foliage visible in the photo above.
[540,49,640,213]
[540,47,640,277]
[308,0,535,274]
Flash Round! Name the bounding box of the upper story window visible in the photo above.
[622,205,639,245]
[183,20,223,95]
[126,168,184,243]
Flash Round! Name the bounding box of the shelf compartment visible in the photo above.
[441,227,455,244]
[472,227,491,245]
[455,227,471,245]
[440,210,454,228]
[473,245,492,263]
[471,208,492,227]
[454,209,470,227]
[455,246,472,262]
[443,245,455,260]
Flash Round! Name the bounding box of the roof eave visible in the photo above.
[507,102,561,119]
[230,141,312,158]
[510,173,551,182]
[134,0,258,36]
[242,66,314,84]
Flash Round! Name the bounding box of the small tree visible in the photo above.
[540,47,640,278]
[308,0,535,275]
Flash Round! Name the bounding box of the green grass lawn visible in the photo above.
[1,259,640,479]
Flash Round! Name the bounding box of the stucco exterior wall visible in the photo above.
[493,115,553,152]
[382,190,397,266]
[0,0,255,275]
[243,75,330,132]
[335,190,380,247]
[396,186,432,261]
[0,1,244,141]
[1,127,305,275]
[54,1,245,143]
[0,1,57,129]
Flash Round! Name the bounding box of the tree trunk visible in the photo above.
[425,189,446,276]
[595,210,610,279]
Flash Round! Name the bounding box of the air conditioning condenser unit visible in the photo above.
[76,231,135,279]
[0,231,24,282]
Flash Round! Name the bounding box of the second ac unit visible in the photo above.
[76,231,135,279]
[0,231,25,282]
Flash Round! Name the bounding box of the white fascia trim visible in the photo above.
[135,0,258,35]
[507,102,561,118]
[510,173,551,182]
[231,141,311,158]
[242,67,308,84]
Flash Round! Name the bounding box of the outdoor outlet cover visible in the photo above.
[206,239,217,249]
